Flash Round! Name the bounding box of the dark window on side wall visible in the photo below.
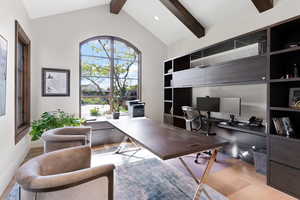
[15,21,31,144]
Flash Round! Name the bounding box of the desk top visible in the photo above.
[108,118,228,160]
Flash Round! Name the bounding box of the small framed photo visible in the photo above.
[289,88,300,108]
[42,68,70,96]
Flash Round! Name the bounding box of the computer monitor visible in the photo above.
[196,97,220,136]
[220,98,241,116]
[197,97,220,112]
[220,97,241,124]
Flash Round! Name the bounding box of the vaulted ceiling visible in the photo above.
[22,0,274,45]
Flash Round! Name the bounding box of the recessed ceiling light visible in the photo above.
[154,16,160,21]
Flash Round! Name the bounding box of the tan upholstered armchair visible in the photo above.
[42,127,91,153]
[16,146,115,200]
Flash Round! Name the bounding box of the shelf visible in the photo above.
[173,115,185,119]
[164,100,173,103]
[164,86,173,89]
[164,73,172,76]
[269,134,300,142]
[270,46,300,55]
[270,107,300,113]
[270,78,300,83]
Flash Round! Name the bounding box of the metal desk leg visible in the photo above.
[115,136,141,154]
[179,149,218,200]
[193,149,218,200]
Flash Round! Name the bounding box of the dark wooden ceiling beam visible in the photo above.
[159,0,205,38]
[110,0,127,14]
[251,0,273,13]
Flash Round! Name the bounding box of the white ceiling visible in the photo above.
[21,0,266,45]
[22,0,108,19]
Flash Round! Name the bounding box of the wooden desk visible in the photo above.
[109,118,228,200]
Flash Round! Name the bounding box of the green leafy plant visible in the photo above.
[90,107,101,116]
[30,110,85,141]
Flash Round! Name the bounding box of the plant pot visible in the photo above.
[113,112,120,119]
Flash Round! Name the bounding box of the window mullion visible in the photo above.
[110,37,115,112]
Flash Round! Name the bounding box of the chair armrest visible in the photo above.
[57,127,92,135]
[29,164,115,192]
[42,133,87,142]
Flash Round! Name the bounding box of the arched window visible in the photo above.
[80,36,141,119]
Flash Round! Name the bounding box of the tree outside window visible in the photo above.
[80,37,140,119]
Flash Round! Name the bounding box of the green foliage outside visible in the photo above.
[30,110,85,141]
[90,107,101,116]
[82,97,107,105]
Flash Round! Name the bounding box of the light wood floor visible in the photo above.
[1,145,296,200]
[205,158,296,200]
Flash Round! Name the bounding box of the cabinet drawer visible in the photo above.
[269,161,300,198]
[92,129,124,146]
[269,136,300,169]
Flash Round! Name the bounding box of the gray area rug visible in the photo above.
[7,158,227,200]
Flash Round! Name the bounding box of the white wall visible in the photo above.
[193,84,267,122]
[31,5,167,122]
[0,0,32,195]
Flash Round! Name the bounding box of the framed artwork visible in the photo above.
[0,34,8,116]
[42,68,70,96]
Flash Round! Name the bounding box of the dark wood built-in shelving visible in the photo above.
[163,15,300,199]
[267,16,300,199]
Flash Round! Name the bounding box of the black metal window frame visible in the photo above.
[79,36,142,116]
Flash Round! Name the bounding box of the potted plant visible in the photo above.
[30,109,85,141]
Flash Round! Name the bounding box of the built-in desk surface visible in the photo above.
[108,118,228,160]
[217,123,266,137]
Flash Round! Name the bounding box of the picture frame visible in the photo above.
[42,68,70,97]
[0,34,8,116]
[289,88,300,108]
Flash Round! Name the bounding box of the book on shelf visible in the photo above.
[272,117,295,137]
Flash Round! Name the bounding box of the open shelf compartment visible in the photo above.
[269,110,300,139]
[271,18,300,52]
[270,50,300,80]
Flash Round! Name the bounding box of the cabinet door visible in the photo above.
[207,55,266,85]
[269,136,300,169]
[173,55,267,87]
[269,161,300,199]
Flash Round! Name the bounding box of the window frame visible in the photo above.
[79,36,142,117]
[15,20,31,144]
